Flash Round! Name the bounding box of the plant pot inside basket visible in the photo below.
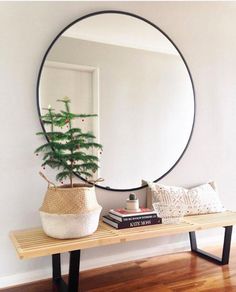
[39,184,102,239]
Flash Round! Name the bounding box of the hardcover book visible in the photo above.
[108,212,158,222]
[102,215,162,229]
[110,207,156,216]
[109,208,157,222]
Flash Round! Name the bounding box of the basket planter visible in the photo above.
[39,184,102,239]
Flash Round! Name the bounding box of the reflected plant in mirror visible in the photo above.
[35,97,102,187]
[37,11,195,190]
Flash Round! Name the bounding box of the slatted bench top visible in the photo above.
[10,211,236,260]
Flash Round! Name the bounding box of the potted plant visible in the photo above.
[35,97,103,239]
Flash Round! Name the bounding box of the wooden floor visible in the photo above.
[3,245,236,292]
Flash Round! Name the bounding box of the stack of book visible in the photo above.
[102,207,162,229]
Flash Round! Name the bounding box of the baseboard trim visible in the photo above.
[1,234,235,289]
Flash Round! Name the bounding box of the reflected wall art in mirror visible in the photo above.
[37,11,195,191]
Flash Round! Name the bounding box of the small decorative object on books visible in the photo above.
[126,193,140,212]
[103,207,162,229]
[35,97,103,239]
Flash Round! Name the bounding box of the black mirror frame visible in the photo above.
[36,10,196,192]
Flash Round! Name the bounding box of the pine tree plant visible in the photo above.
[35,97,102,188]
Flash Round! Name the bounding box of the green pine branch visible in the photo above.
[36,131,68,140]
[56,171,71,182]
[42,159,63,169]
[77,171,93,178]
[60,111,97,119]
[79,142,102,150]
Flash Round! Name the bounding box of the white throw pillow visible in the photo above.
[146,181,225,215]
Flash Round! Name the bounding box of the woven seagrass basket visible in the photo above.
[39,183,102,239]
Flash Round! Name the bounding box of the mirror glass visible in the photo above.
[38,12,195,191]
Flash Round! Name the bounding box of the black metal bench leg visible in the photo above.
[52,250,81,292]
[52,254,67,291]
[53,254,61,281]
[189,226,233,265]
[68,250,81,292]
[222,226,233,264]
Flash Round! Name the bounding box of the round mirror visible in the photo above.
[37,11,195,191]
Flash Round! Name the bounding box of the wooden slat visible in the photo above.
[9,211,236,260]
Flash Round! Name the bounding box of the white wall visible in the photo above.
[1,1,236,288]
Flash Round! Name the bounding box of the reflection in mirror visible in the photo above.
[38,12,195,190]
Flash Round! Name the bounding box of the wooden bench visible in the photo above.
[10,211,236,292]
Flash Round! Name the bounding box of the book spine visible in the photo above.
[110,208,155,217]
[122,218,162,229]
[109,212,158,222]
[103,216,162,229]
